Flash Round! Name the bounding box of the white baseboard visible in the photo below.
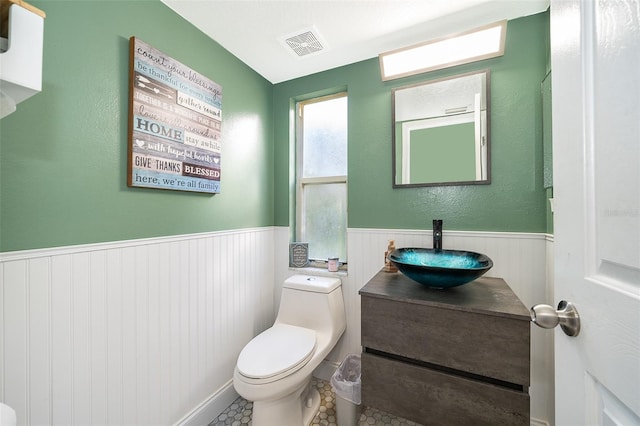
[175,361,344,426]
[176,380,239,426]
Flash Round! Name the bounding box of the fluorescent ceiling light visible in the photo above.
[379,20,507,81]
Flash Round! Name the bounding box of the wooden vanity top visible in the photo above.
[359,269,530,321]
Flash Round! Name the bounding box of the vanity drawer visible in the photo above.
[361,352,529,426]
[361,295,530,386]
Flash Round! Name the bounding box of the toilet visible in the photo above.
[0,403,17,426]
[233,275,346,426]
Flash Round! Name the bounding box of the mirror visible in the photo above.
[392,70,490,187]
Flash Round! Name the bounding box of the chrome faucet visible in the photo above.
[433,219,443,250]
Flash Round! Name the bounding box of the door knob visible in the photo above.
[530,300,580,337]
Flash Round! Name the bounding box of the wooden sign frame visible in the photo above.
[127,37,222,193]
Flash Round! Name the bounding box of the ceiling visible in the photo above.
[161,0,549,84]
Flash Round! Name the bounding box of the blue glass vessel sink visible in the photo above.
[388,248,493,289]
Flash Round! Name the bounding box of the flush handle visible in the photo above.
[530,300,580,337]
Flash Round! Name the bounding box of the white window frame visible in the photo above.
[295,92,348,266]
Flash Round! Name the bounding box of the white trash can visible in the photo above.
[331,354,361,426]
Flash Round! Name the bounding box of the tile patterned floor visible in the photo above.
[209,379,423,426]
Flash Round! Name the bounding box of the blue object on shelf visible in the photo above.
[388,247,493,289]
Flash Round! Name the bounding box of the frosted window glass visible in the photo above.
[302,96,347,178]
[303,183,347,261]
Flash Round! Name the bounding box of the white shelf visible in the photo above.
[0,2,45,118]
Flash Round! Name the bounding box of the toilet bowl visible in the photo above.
[233,275,346,426]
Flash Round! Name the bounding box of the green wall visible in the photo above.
[0,0,274,251]
[1,5,551,252]
[273,12,550,232]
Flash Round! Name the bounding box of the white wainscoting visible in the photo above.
[2,226,554,426]
[275,227,555,426]
[0,228,275,426]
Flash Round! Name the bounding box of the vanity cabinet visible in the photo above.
[360,270,530,425]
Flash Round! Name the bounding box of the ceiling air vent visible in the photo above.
[279,26,328,58]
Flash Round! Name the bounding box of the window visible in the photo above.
[296,93,348,264]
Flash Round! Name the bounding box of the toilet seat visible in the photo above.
[237,324,317,382]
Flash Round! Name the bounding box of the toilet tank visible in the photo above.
[275,275,345,335]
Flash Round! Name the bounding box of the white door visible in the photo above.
[550,0,640,424]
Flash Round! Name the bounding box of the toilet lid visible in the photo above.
[237,324,317,380]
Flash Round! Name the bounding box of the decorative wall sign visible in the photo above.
[289,243,309,267]
[127,37,222,193]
